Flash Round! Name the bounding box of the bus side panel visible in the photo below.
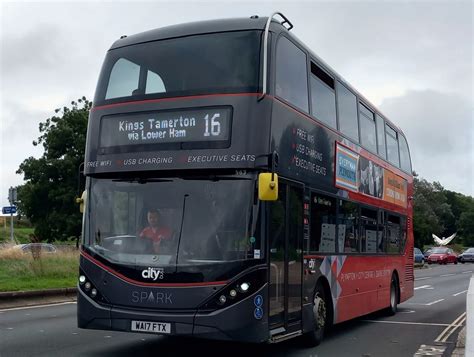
[270,100,338,194]
[303,255,407,325]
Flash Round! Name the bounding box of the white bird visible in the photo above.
[432,233,457,246]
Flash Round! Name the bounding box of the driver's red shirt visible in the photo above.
[139,227,171,242]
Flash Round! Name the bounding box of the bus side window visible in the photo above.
[310,193,337,253]
[275,36,309,113]
[386,214,401,254]
[399,135,412,173]
[376,114,387,159]
[359,103,377,153]
[386,124,400,167]
[338,200,359,253]
[377,210,386,253]
[309,61,337,129]
[337,82,359,143]
[360,207,378,253]
[399,216,407,254]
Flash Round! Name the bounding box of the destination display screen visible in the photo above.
[99,107,231,149]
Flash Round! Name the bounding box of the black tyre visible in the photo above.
[454,260,458,265]
[386,275,399,316]
[304,284,328,346]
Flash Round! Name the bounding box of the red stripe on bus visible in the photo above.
[91,92,261,112]
[80,250,228,287]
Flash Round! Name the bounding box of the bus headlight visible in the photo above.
[239,282,250,292]
[84,282,92,291]
[91,288,98,298]
[199,269,265,311]
[79,275,86,284]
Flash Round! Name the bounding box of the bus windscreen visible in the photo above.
[85,177,260,269]
[94,31,262,105]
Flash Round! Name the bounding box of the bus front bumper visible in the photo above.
[77,285,268,343]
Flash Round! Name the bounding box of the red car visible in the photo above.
[427,247,458,264]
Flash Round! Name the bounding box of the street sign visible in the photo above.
[2,206,16,214]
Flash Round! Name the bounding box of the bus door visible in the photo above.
[268,181,303,331]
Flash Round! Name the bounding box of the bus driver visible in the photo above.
[139,209,172,253]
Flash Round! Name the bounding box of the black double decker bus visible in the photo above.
[78,13,413,345]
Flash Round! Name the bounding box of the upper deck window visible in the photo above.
[337,82,359,142]
[376,114,386,159]
[95,31,262,104]
[386,124,400,167]
[275,36,309,113]
[310,62,336,129]
[359,103,376,153]
[398,134,412,173]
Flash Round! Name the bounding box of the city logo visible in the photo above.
[142,267,164,281]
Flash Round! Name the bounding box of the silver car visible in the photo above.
[458,248,474,263]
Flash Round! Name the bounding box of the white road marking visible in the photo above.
[0,301,76,312]
[425,299,444,306]
[414,345,446,356]
[399,310,416,314]
[435,312,466,343]
[104,336,112,338]
[440,274,455,277]
[453,290,468,297]
[414,285,432,290]
[415,277,430,281]
[6,327,14,330]
[362,320,454,327]
[462,271,473,274]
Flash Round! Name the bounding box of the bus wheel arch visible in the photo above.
[304,278,333,346]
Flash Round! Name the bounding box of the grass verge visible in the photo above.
[0,227,35,244]
[0,247,79,292]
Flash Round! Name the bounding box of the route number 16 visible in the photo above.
[204,113,221,137]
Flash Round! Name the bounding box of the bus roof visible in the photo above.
[110,16,271,50]
[109,15,406,138]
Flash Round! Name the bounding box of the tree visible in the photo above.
[16,98,91,242]
[412,175,455,248]
[459,210,474,246]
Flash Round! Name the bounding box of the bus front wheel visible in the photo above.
[304,284,327,346]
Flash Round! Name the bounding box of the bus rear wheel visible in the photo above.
[304,284,327,346]
[386,275,399,316]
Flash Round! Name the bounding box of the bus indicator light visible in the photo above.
[218,295,227,305]
[254,295,263,307]
[254,307,263,320]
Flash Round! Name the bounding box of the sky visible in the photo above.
[0,0,473,209]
